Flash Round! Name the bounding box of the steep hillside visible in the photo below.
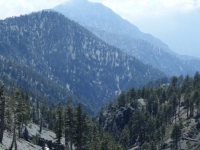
[0,56,80,107]
[52,0,168,50]
[0,11,165,109]
[89,28,200,76]
[52,0,200,76]
[97,72,200,149]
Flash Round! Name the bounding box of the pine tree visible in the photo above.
[9,91,21,150]
[54,102,63,150]
[194,90,200,117]
[74,103,87,150]
[90,126,101,150]
[32,105,36,123]
[171,123,181,150]
[132,110,145,143]
[170,93,178,121]
[117,91,126,107]
[64,100,74,150]
[120,125,129,150]
[171,76,178,88]
[184,95,190,118]
[100,133,110,150]
[36,98,40,124]
[193,71,200,89]
[181,75,191,93]
[16,95,29,138]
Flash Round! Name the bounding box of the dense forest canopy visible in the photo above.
[0,72,200,149]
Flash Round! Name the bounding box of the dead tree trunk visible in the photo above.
[39,114,43,133]
[9,118,17,150]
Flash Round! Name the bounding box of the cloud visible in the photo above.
[0,0,67,19]
[89,0,200,22]
[1,0,200,21]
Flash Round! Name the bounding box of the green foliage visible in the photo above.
[193,71,200,89]
[141,142,150,150]
[64,100,75,149]
[98,73,200,149]
[32,133,40,145]
[171,76,178,87]
[54,102,63,149]
[0,11,166,114]
[1,66,200,150]
[120,125,129,150]
[0,86,3,97]
[171,123,181,150]
[117,91,127,107]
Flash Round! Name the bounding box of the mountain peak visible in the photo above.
[64,0,88,4]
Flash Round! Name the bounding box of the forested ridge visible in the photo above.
[98,71,200,149]
[0,8,200,150]
[53,0,200,77]
[0,11,165,113]
[0,72,200,149]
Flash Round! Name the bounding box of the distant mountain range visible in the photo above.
[0,11,165,111]
[135,8,200,58]
[52,0,200,76]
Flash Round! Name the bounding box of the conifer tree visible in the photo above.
[54,102,63,150]
[193,71,200,89]
[181,75,191,93]
[170,93,177,121]
[171,123,181,150]
[16,94,29,138]
[120,125,129,150]
[64,100,74,150]
[90,126,101,150]
[9,91,21,150]
[184,95,190,118]
[100,133,110,150]
[32,105,36,123]
[74,103,87,150]
[132,110,145,143]
[194,90,200,117]
[117,91,126,107]
[36,98,40,124]
[171,76,178,88]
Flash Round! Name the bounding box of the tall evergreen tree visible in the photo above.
[9,91,21,150]
[100,133,110,150]
[193,71,200,89]
[16,93,29,139]
[117,91,126,107]
[171,123,181,150]
[171,76,178,88]
[120,125,129,150]
[194,90,200,117]
[89,126,101,150]
[64,100,74,150]
[54,102,63,150]
[74,103,87,150]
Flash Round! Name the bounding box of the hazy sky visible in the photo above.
[0,0,200,57]
[1,0,200,21]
